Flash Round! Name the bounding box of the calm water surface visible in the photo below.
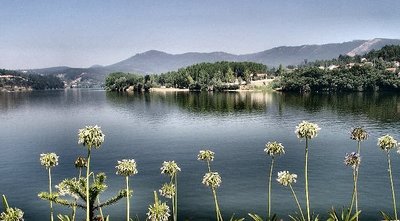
[1,89,400,220]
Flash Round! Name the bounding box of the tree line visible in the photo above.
[277,45,400,92]
[105,61,267,91]
[0,69,64,90]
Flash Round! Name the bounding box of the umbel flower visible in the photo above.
[74,156,87,168]
[78,125,105,149]
[276,171,297,186]
[350,127,368,141]
[159,183,176,199]
[40,153,59,169]
[116,159,138,177]
[264,141,285,156]
[344,152,361,169]
[295,121,321,139]
[55,178,79,199]
[202,172,222,188]
[197,150,215,162]
[0,207,24,221]
[160,161,181,176]
[378,134,398,151]
[147,192,170,221]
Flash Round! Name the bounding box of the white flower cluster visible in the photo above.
[202,172,222,188]
[377,134,398,152]
[116,159,138,177]
[159,183,176,199]
[276,171,297,186]
[197,150,215,162]
[350,127,368,141]
[160,161,181,176]
[344,152,361,169]
[0,207,24,221]
[39,153,59,169]
[295,121,321,139]
[146,197,170,221]
[78,125,105,149]
[55,178,79,199]
[264,141,285,157]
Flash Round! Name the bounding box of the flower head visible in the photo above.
[159,183,176,199]
[116,159,138,177]
[160,161,181,176]
[276,171,297,186]
[344,152,361,169]
[350,127,368,141]
[378,134,398,151]
[0,207,24,221]
[197,150,215,162]
[295,121,321,139]
[78,125,105,149]
[146,192,170,221]
[55,178,79,199]
[202,172,222,188]
[264,141,285,157]
[39,153,59,169]
[74,156,87,168]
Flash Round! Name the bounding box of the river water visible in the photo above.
[0,89,400,220]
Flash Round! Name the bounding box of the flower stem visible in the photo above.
[387,152,398,220]
[355,141,361,221]
[289,184,305,221]
[349,168,357,216]
[305,138,310,221]
[212,188,223,221]
[48,168,54,221]
[268,157,275,221]
[174,174,178,221]
[126,176,130,221]
[86,148,91,221]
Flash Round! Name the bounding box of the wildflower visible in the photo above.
[295,121,321,139]
[78,125,105,149]
[378,134,398,151]
[55,178,79,199]
[202,172,222,188]
[276,171,297,187]
[344,152,361,169]
[350,127,368,141]
[116,159,138,177]
[160,161,181,176]
[159,183,176,199]
[197,150,215,161]
[39,153,59,169]
[74,156,87,168]
[0,207,24,221]
[264,141,285,156]
[146,192,170,221]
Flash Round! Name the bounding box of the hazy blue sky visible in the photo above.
[1,0,399,69]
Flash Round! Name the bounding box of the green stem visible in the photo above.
[289,184,305,221]
[49,168,54,221]
[126,176,130,221]
[305,138,310,221]
[387,152,398,220]
[355,141,361,221]
[349,168,357,216]
[207,161,211,173]
[268,157,275,221]
[174,174,178,221]
[2,195,9,209]
[86,148,91,221]
[212,188,223,221]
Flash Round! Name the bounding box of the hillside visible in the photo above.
[20,38,400,85]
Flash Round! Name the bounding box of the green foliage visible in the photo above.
[380,211,395,221]
[0,69,64,90]
[248,213,278,221]
[105,61,268,91]
[327,207,361,221]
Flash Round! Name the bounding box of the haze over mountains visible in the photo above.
[26,38,400,82]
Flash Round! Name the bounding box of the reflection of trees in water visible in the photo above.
[276,92,400,122]
[106,91,274,114]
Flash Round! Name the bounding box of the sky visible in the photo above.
[1,0,399,69]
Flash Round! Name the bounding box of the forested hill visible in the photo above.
[105,61,267,91]
[277,45,400,92]
[0,69,64,91]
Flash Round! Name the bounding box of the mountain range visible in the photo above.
[25,38,400,83]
